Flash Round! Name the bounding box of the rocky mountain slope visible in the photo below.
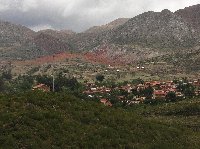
[33,32,73,55]
[175,4,200,34]
[0,21,75,60]
[0,20,34,47]
[110,9,197,49]
[68,6,200,53]
[38,29,75,40]
[0,21,46,60]
[67,6,200,67]
[84,18,129,34]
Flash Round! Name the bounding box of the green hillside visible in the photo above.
[0,92,199,148]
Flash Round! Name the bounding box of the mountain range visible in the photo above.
[0,4,200,71]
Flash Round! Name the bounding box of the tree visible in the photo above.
[143,86,154,99]
[0,78,4,92]
[166,91,176,102]
[36,75,52,90]
[36,74,82,92]
[1,75,36,93]
[2,70,12,80]
[177,83,195,98]
[173,79,179,84]
[119,89,129,97]
[131,88,139,97]
[132,78,144,85]
[96,74,105,82]
[183,84,195,98]
[56,76,79,92]
[15,75,34,91]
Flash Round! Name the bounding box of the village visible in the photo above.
[2,55,200,108]
[81,78,200,106]
[32,74,200,107]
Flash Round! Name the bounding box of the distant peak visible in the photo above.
[161,9,172,14]
[178,4,200,10]
[38,29,75,35]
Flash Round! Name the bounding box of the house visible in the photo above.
[194,90,200,96]
[117,96,125,101]
[193,80,200,87]
[135,97,146,102]
[150,81,161,87]
[176,92,184,98]
[129,100,140,104]
[137,84,145,90]
[120,85,133,93]
[32,84,50,92]
[91,88,97,91]
[153,90,166,99]
[100,99,112,107]
[145,82,151,86]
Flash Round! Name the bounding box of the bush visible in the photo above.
[96,74,105,82]
[166,91,177,102]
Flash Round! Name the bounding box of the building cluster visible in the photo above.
[31,78,200,107]
[83,79,200,106]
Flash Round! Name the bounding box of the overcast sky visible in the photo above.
[0,0,200,32]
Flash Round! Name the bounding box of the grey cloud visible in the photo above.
[0,0,200,32]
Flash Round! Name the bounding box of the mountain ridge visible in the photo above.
[84,18,129,34]
[0,4,200,71]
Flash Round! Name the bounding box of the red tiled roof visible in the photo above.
[32,84,50,92]
[154,90,166,95]
[100,99,107,103]
[32,84,46,89]
[100,99,112,106]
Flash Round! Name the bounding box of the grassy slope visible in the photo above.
[0,92,199,149]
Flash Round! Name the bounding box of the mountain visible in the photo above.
[0,21,75,60]
[83,5,200,70]
[68,18,130,51]
[0,21,46,60]
[0,20,34,47]
[33,32,73,55]
[84,18,129,34]
[69,7,200,52]
[35,29,76,54]
[67,7,200,67]
[110,9,197,49]
[175,4,200,34]
[38,29,75,40]
[1,4,200,71]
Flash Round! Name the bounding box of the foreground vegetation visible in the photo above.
[0,91,199,148]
